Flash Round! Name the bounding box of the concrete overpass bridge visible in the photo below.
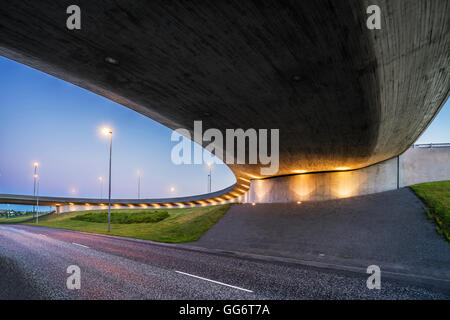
[0,184,241,213]
[0,1,449,206]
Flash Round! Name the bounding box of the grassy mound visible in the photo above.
[22,204,231,243]
[71,210,168,224]
[410,180,450,242]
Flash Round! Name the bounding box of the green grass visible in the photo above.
[0,212,50,224]
[22,204,231,243]
[71,210,169,224]
[410,180,450,242]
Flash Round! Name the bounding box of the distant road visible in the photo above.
[0,224,448,300]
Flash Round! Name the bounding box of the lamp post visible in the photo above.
[207,162,213,193]
[33,162,38,219]
[103,128,113,232]
[137,170,141,200]
[35,175,40,224]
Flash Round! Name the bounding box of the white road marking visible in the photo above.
[38,234,47,237]
[175,270,253,293]
[72,242,89,248]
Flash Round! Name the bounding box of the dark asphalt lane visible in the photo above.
[193,189,450,281]
[0,224,448,300]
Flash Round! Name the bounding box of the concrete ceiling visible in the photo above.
[0,0,448,198]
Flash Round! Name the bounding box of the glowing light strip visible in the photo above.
[244,173,261,180]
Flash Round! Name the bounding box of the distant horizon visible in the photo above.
[0,205,54,213]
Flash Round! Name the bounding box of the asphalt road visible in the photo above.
[0,224,448,300]
[194,189,450,281]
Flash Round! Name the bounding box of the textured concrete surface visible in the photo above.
[194,188,450,280]
[0,1,448,192]
[0,224,448,299]
[249,157,398,203]
[248,146,450,203]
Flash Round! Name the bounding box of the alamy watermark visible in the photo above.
[367,5,381,30]
[65,4,380,31]
[66,5,81,30]
[66,265,81,290]
[171,121,280,176]
[366,265,381,290]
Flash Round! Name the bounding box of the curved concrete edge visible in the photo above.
[248,146,450,203]
[0,182,251,213]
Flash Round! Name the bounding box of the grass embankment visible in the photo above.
[410,181,450,242]
[23,204,231,243]
[0,212,50,224]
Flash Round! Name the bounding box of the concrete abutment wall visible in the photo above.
[248,146,450,203]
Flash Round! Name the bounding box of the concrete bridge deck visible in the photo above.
[0,1,448,189]
[0,1,449,206]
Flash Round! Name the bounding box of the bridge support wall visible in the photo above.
[248,147,450,203]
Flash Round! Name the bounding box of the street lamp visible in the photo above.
[33,162,38,219]
[137,170,141,200]
[103,128,113,232]
[35,174,40,224]
[207,162,213,193]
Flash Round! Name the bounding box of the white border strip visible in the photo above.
[72,242,89,248]
[175,270,253,293]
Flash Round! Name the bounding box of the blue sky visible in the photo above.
[0,56,235,204]
[0,56,449,210]
[415,99,450,144]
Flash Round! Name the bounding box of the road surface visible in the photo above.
[193,189,450,282]
[0,224,448,299]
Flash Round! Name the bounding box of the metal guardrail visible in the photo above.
[412,143,450,148]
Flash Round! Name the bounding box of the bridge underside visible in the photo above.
[0,1,448,201]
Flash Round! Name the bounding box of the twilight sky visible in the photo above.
[0,56,235,200]
[0,55,449,206]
